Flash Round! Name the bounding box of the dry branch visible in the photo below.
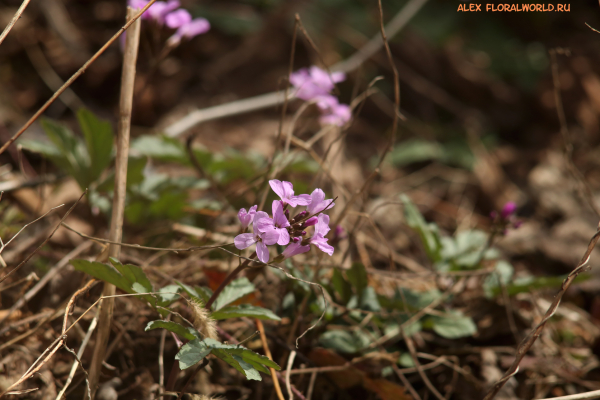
[483,225,600,400]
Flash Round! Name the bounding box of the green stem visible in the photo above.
[204,252,257,310]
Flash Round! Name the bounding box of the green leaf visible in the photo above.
[211,304,281,321]
[71,259,131,293]
[483,261,515,298]
[389,139,444,167]
[157,284,182,307]
[109,257,153,292]
[401,195,442,262]
[318,330,372,353]
[130,135,189,165]
[145,320,200,341]
[77,108,114,182]
[40,118,90,188]
[331,268,352,305]
[212,277,255,311]
[175,338,280,380]
[429,311,477,339]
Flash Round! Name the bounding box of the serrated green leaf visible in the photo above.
[212,277,255,310]
[211,304,281,321]
[175,338,280,379]
[77,108,113,182]
[145,320,200,341]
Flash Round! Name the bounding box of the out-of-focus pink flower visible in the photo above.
[307,188,335,214]
[500,202,517,219]
[234,211,279,263]
[309,214,334,256]
[238,205,257,230]
[165,8,191,28]
[128,0,180,23]
[281,239,310,260]
[290,66,345,101]
[269,180,311,208]
[256,201,291,246]
[168,17,210,44]
[316,95,351,127]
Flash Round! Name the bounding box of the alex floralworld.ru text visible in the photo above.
[457,3,570,12]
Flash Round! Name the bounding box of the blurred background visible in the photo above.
[3,0,600,399]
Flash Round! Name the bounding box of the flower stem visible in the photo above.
[204,252,257,310]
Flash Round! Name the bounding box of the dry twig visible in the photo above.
[0,0,31,46]
[483,225,600,400]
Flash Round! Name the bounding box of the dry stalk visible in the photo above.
[0,0,31,46]
[256,319,285,400]
[483,226,600,400]
[87,8,141,398]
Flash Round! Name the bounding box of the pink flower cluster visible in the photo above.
[128,0,210,44]
[235,180,335,263]
[289,66,351,127]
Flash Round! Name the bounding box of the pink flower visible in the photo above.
[234,211,279,263]
[256,201,291,246]
[290,66,345,101]
[128,0,180,24]
[165,8,191,29]
[238,205,257,230]
[309,214,334,256]
[303,216,318,227]
[307,188,335,214]
[269,180,311,208]
[281,240,310,260]
[168,17,210,44]
[316,95,351,127]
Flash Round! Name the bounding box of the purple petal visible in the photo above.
[238,208,252,229]
[291,194,312,207]
[165,9,191,29]
[256,242,270,263]
[308,189,325,213]
[272,200,290,228]
[252,211,270,231]
[331,71,346,83]
[234,233,256,250]
[314,214,331,237]
[181,18,210,38]
[313,239,334,256]
[260,228,281,246]
[281,181,295,199]
[501,202,517,219]
[269,180,286,200]
[256,217,275,233]
[276,228,290,246]
[282,242,310,260]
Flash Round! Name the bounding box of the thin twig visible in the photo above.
[0,191,85,285]
[0,0,158,156]
[0,241,92,325]
[402,329,445,400]
[535,390,600,400]
[174,359,209,400]
[57,313,98,400]
[286,351,297,400]
[0,204,64,255]
[61,222,233,252]
[483,226,600,400]
[0,0,31,46]
[87,8,141,399]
